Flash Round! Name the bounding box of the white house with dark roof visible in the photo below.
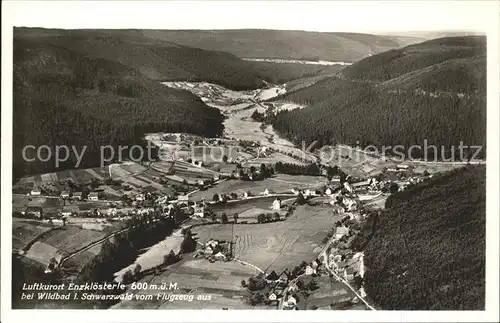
[272,198,281,210]
[88,192,99,201]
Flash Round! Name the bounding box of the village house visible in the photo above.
[325,187,333,196]
[204,246,214,256]
[397,164,410,171]
[23,206,43,219]
[214,252,227,261]
[274,286,284,298]
[205,239,219,250]
[194,205,206,218]
[277,270,290,285]
[268,292,277,302]
[30,189,41,196]
[342,196,357,211]
[331,175,341,185]
[265,271,280,283]
[88,192,99,201]
[263,188,272,196]
[102,208,117,217]
[331,204,345,214]
[335,226,350,239]
[288,283,299,293]
[272,198,282,211]
[177,195,189,205]
[242,191,251,199]
[343,267,356,281]
[213,174,220,181]
[61,204,81,217]
[305,265,316,275]
[60,191,70,199]
[284,295,297,308]
[290,188,300,196]
[343,182,353,193]
[73,192,83,200]
[311,259,320,270]
[352,179,371,189]
[135,194,145,202]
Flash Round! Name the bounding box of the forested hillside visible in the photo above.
[364,165,485,310]
[13,28,347,178]
[141,29,415,62]
[340,36,486,84]
[15,28,347,90]
[13,32,226,178]
[271,36,486,159]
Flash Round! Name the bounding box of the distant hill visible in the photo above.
[364,165,485,310]
[15,28,344,91]
[381,30,485,40]
[340,36,486,84]
[140,29,413,62]
[271,36,486,159]
[381,55,486,94]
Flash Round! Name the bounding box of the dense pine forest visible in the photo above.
[271,36,486,159]
[340,36,486,86]
[364,165,485,310]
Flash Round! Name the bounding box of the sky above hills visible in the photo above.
[4,1,496,34]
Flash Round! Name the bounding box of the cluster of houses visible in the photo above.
[29,188,100,201]
[266,259,322,309]
[329,253,360,282]
[196,239,230,262]
[263,269,292,306]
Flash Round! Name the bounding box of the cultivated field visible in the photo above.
[193,204,340,273]
[14,167,111,191]
[242,152,308,167]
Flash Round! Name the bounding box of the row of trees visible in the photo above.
[77,210,186,285]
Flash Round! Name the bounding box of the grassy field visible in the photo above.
[12,195,62,213]
[190,174,326,201]
[209,196,290,221]
[21,225,109,266]
[242,152,308,167]
[112,258,262,309]
[12,219,56,252]
[193,204,340,273]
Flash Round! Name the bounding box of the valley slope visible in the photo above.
[13,28,346,178]
[271,36,486,159]
[364,165,485,310]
